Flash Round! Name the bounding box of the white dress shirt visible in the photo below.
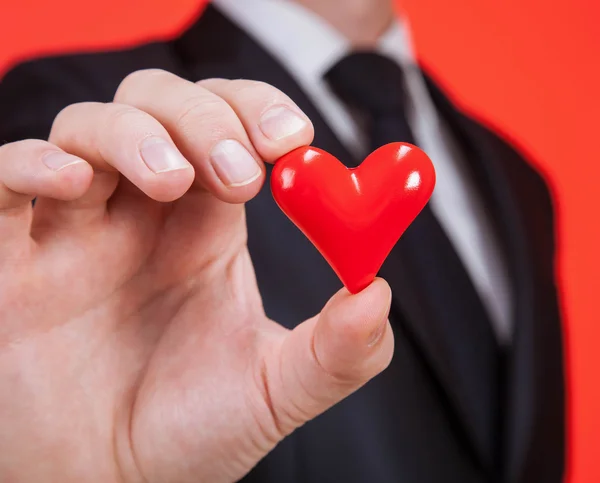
[213,0,513,344]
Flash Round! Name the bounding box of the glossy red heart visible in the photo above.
[271,143,436,294]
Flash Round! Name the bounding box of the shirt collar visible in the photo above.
[212,0,418,87]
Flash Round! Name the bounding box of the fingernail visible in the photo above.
[210,139,261,187]
[42,152,85,171]
[140,137,190,173]
[367,319,387,347]
[259,106,308,141]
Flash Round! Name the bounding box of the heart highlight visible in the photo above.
[271,143,436,294]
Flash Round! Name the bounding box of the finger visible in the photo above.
[0,139,92,244]
[257,278,394,439]
[48,101,195,204]
[115,70,285,203]
[199,78,314,163]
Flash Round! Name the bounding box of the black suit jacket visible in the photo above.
[0,5,565,482]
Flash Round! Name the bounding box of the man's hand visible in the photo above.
[0,70,394,483]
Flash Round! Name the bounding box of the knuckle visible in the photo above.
[104,104,147,131]
[228,79,289,105]
[97,105,154,158]
[115,68,170,101]
[312,343,362,387]
[196,77,228,89]
[0,139,47,160]
[100,104,160,146]
[175,94,236,135]
[228,79,274,95]
[50,102,95,138]
[321,363,363,386]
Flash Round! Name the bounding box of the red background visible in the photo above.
[1,1,599,481]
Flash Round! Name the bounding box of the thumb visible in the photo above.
[259,278,394,438]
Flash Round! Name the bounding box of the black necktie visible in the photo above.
[325,52,501,467]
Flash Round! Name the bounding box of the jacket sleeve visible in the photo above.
[0,43,185,144]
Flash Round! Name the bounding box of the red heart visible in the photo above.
[271,143,436,294]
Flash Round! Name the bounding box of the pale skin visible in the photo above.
[294,0,395,46]
[0,2,397,482]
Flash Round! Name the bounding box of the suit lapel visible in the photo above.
[422,72,565,482]
[379,234,500,472]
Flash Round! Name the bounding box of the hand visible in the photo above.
[0,70,394,483]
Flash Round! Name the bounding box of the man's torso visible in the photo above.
[0,6,565,482]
